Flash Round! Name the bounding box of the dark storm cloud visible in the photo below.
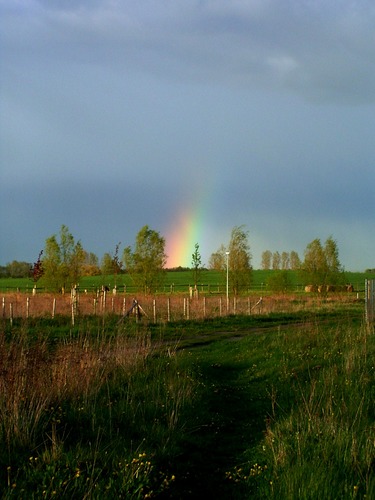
[1,1,375,269]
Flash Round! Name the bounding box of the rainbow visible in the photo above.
[165,188,209,268]
[165,206,201,268]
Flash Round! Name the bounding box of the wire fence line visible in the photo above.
[1,291,333,324]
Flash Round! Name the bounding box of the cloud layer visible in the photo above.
[1,1,374,269]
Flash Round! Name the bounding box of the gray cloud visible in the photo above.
[1,1,375,270]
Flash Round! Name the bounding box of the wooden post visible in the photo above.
[203,297,206,318]
[153,299,156,323]
[183,298,186,318]
[233,296,236,315]
[219,297,222,316]
[167,297,171,322]
[52,298,56,318]
[10,303,13,327]
[2,297,5,318]
[71,301,75,326]
[111,297,114,312]
[94,298,97,315]
[26,297,30,319]
[186,298,190,320]
[122,297,126,316]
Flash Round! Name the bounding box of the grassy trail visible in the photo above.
[160,337,271,499]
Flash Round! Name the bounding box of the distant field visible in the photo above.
[0,269,373,294]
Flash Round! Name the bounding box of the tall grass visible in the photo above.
[1,310,374,498]
[225,321,375,499]
[0,320,193,498]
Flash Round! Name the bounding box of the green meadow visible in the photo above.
[1,298,374,498]
[1,269,374,294]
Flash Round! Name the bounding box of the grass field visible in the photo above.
[1,296,374,498]
[1,269,374,294]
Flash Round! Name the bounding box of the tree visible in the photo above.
[267,270,290,293]
[6,260,32,278]
[301,238,326,286]
[81,251,100,276]
[281,251,290,270]
[101,253,114,275]
[301,237,343,287]
[43,234,61,291]
[101,243,123,285]
[228,225,252,295]
[261,250,272,270]
[324,236,342,283]
[272,251,281,270]
[123,225,167,294]
[191,243,202,287]
[30,250,44,283]
[42,225,86,291]
[290,250,301,270]
[208,245,226,271]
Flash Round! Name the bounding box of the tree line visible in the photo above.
[2,224,347,294]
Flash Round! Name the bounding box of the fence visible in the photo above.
[1,290,330,325]
[365,279,375,323]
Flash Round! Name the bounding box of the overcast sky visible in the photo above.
[1,0,374,271]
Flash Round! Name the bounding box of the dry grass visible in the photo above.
[1,291,360,322]
[0,329,151,453]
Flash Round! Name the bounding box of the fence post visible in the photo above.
[365,279,375,323]
[71,301,75,326]
[167,297,171,322]
[26,297,30,319]
[153,299,156,323]
[219,297,222,316]
[52,298,56,319]
[10,303,13,327]
[2,297,5,318]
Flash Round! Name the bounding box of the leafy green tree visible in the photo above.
[281,251,290,270]
[6,261,31,278]
[261,250,272,270]
[267,270,290,293]
[101,253,114,276]
[272,251,281,270]
[324,236,342,283]
[301,238,326,286]
[43,235,61,291]
[81,251,100,276]
[301,237,343,287]
[123,225,167,294]
[42,225,85,291]
[191,243,202,287]
[290,250,301,270]
[228,225,252,295]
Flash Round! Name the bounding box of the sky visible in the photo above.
[1,0,374,271]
